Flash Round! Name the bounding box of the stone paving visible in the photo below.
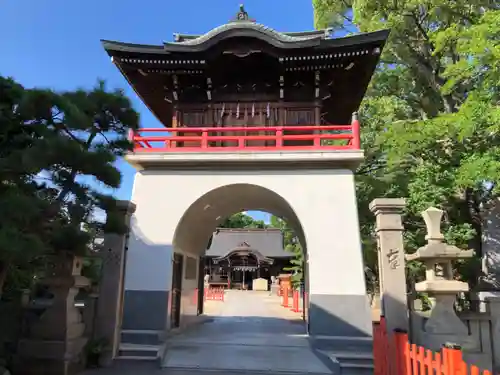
[85,290,334,375]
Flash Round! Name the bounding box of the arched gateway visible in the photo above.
[102,5,388,361]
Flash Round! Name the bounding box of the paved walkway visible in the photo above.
[86,290,334,375]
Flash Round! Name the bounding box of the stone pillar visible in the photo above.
[369,198,409,333]
[475,199,500,310]
[486,297,500,373]
[94,200,136,366]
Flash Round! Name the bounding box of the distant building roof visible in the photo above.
[205,228,291,258]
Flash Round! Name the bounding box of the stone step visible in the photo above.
[116,355,158,362]
[338,365,374,375]
[117,343,160,360]
[164,367,337,375]
[121,329,163,346]
[310,336,373,352]
[318,349,374,375]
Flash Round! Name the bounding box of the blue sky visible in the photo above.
[0,0,316,223]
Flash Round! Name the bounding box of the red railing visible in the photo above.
[373,317,492,375]
[129,122,360,152]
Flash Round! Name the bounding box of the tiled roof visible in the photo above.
[205,228,291,258]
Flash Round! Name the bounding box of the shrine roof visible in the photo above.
[205,228,291,258]
[100,5,390,127]
[101,28,389,55]
[101,5,388,55]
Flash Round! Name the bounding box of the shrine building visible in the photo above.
[204,228,292,290]
[101,5,389,362]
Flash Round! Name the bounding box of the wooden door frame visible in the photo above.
[170,253,184,329]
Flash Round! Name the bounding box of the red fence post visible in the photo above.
[443,343,466,375]
[282,287,289,308]
[290,290,298,312]
[193,288,198,305]
[393,329,410,375]
[351,112,360,149]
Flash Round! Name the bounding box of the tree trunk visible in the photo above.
[0,261,8,298]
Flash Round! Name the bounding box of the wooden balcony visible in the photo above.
[129,122,360,153]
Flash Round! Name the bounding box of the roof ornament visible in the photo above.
[231,4,255,23]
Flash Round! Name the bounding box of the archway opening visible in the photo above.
[171,183,308,326]
[173,183,307,259]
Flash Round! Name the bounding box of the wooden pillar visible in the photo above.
[170,108,178,149]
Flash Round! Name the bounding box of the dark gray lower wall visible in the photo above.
[309,294,372,337]
[122,290,169,331]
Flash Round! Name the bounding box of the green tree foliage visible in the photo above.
[220,212,268,229]
[0,76,140,297]
[270,216,304,287]
[313,1,500,288]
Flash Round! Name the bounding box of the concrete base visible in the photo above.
[308,294,372,337]
[122,290,169,331]
[15,338,87,375]
[14,359,85,375]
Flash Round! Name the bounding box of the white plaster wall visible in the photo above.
[124,169,366,299]
[124,172,173,292]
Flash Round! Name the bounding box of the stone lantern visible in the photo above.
[16,255,90,374]
[406,207,474,350]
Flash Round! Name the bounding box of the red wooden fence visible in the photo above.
[373,317,492,375]
[204,287,225,302]
[280,288,305,313]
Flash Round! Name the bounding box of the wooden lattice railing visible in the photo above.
[373,317,492,375]
[129,122,360,152]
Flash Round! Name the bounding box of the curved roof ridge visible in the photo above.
[173,28,332,43]
[167,22,326,47]
[215,227,282,232]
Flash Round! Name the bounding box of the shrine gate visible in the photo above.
[101,5,389,362]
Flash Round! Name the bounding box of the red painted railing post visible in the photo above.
[201,128,208,148]
[276,128,283,147]
[351,112,360,149]
[443,343,466,375]
[394,329,410,375]
[313,129,321,147]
